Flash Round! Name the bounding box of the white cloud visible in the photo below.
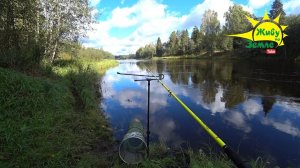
[89,0,101,7]
[150,117,183,145]
[224,111,252,133]
[118,89,145,108]
[109,7,139,28]
[275,100,300,117]
[83,0,180,55]
[261,118,300,137]
[284,0,300,14]
[83,0,254,55]
[243,99,263,116]
[181,0,234,28]
[91,8,100,19]
[209,86,226,115]
[240,4,254,13]
[248,0,271,9]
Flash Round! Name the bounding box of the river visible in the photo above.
[100,59,300,167]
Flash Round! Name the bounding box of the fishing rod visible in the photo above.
[141,65,246,168]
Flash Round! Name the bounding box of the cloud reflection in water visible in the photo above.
[101,60,300,167]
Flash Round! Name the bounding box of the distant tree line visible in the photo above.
[136,0,300,60]
[135,44,156,59]
[77,47,114,61]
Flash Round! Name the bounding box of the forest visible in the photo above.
[135,0,300,60]
[0,0,112,70]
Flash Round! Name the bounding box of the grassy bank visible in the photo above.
[113,143,233,168]
[112,142,268,168]
[0,59,118,167]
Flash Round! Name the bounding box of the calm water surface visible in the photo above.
[100,59,300,167]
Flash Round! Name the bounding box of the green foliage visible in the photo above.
[0,59,118,167]
[217,31,233,51]
[0,67,74,167]
[156,37,163,57]
[180,29,190,55]
[201,10,221,55]
[78,47,114,61]
[111,141,270,168]
[285,14,300,59]
[269,0,285,21]
[136,10,225,58]
[191,26,204,53]
[189,150,233,168]
[136,44,156,59]
[224,4,252,49]
[136,1,300,59]
[169,31,178,55]
[0,0,41,69]
[0,0,92,68]
[224,5,252,34]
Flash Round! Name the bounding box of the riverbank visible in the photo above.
[0,59,118,167]
[151,50,300,61]
[151,51,232,60]
[112,142,267,168]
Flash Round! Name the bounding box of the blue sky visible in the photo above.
[84,0,300,55]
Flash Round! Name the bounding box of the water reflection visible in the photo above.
[261,97,275,117]
[261,118,300,137]
[243,99,263,117]
[101,59,300,167]
[224,110,252,133]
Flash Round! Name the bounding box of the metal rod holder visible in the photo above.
[117,72,164,156]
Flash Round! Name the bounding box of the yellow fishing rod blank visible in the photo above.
[158,79,246,168]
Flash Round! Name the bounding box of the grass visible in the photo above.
[0,59,118,167]
[111,142,234,168]
[111,141,270,168]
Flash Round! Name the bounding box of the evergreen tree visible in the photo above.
[176,30,181,55]
[169,31,177,55]
[156,37,163,57]
[191,26,204,53]
[180,29,189,55]
[191,27,200,53]
[191,27,200,44]
[269,0,286,21]
[188,38,195,54]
